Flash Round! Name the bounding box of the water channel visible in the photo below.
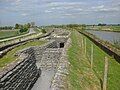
[86,30,120,44]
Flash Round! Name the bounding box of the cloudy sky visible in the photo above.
[0,0,120,26]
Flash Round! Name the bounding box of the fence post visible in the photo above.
[103,56,109,90]
[84,38,86,55]
[91,44,93,69]
[81,37,84,48]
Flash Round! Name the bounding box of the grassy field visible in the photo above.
[67,30,120,90]
[0,29,28,40]
[0,30,19,40]
[110,26,120,31]
[87,26,120,32]
[0,40,47,69]
[67,30,100,90]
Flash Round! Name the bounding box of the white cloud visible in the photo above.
[92,5,104,9]
[49,2,85,6]
[75,8,83,11]
[21,13,28,16]
[91,5,120,12]
[64,13,73,16]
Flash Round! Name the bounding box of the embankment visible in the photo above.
[79,31,120,63]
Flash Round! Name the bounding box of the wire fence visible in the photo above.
[82,37,109,90]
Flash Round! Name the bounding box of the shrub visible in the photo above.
[19,27,28,33]
[41,29,46,33]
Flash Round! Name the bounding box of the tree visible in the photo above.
[98,23,106,26]
[19,26,28,33]
[15,23,19,29]
[31,22,35,27]
[27,23,31,28]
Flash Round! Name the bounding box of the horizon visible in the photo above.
[0,0,120,26]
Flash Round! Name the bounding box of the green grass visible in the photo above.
[0,29,28,40]
[0,30,19,40]
[85,37,120,90]
[87,26,120,32]
[67,30,100,90]
[67,29,120,90]
[110,26,120,31]
[34,28,42,33]
[0,40,47,69]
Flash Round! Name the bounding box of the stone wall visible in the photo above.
[0,28,70,90]
[0,47,40,90]
[34,40,58,62]
[34,40,64,70]
[51,38,71,90]
[0,39,66,90]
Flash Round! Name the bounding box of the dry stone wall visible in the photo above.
[0,28,70,90]
[0,47,40,90]
[51,37,71,90]
[0,40,65,90]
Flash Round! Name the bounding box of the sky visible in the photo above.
[0,0,120,26]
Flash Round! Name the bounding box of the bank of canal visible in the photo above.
[86,30,120,45]
[68,30,120,90]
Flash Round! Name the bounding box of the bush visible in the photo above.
[19,27,28,33]
[41,29,46,33]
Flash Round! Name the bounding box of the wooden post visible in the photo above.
[91,44,93,69]
[103,56,109,90]
[84,38,86,56]
[82,37,84,48]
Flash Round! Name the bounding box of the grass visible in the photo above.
[67,29,120,90]
[0,30,19,40]
[0,40,47,69]
[110,26,120,31]
[34,28,42,33]
[87,26,120,32]
[85,37,120,90]
[67,30,100,90]
[0,29,28,40]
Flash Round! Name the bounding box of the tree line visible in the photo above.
[0,26,13,30]
[0,22,35,33]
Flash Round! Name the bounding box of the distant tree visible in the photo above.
[15,23,19,29]
[27,23,31,28]
[31,22,35,27]
[0,26,13,30]
[98,23,106,26]
[19,26,28,33]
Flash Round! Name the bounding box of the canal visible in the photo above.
[86,30,120,45]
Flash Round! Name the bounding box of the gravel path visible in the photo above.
[32,68,55,90]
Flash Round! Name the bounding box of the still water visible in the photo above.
[86,30,120,44]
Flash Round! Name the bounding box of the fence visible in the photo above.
[82,37,109,90]
[79,31,120,63]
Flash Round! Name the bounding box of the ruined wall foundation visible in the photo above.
[0,29,70,90]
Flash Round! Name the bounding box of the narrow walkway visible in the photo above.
[32,48,62,90]
[32,68,55,90]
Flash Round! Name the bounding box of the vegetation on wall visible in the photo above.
[0,40,47,69]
